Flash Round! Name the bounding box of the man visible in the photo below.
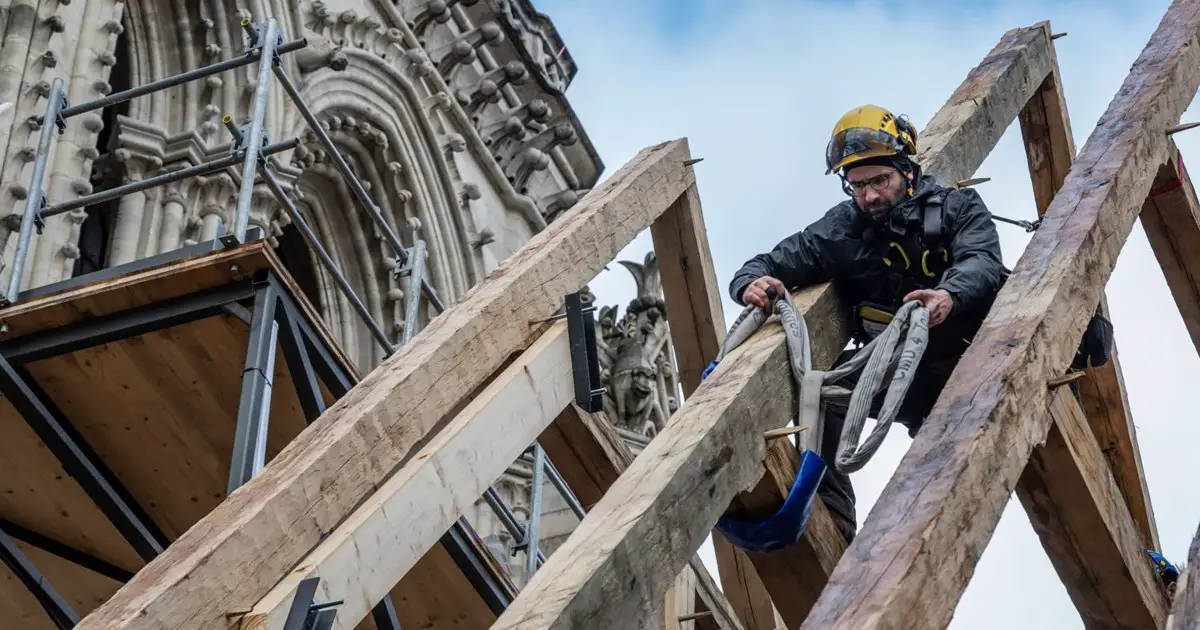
[728,104,1007,543]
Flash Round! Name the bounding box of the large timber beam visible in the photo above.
[1166,521,1200,629]
[486,22,1058,630]
[1018,19,1159,552]
[235,321,574,628]
[76,139,695,629]
[801,2,1200,627]
[1016,389,1168,627]
[1141,141,1200,358]
[1013,21,1167,625]
[539,403,745,630]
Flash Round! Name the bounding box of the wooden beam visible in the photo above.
[1141,142,1200,357]
[1015,388,1168,628]
[236,321,574,628]
[538,403,744,630]
[487,22,1057,630]
[651,181,725,399]
[1166,520,1200,629]
[1017,20,1160,551]
[76,139,695,630]
[649,175,784,630]
[802,4,1200,627]
[490,285,844,629]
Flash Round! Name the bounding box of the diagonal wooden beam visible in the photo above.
[1141,142,1200,358]
[1012,21,1167,625]
[652,175,788,630]
[801,3,1200,627]
[539,403,745,630]
[1166,521,1200,629]
[1015,388,1168,627]
[235,321,575,628]
[75,139,695,629]
[1017,20,1160,552]
[486,23,1057,630]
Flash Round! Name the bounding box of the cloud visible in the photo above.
[531,0,1200,627]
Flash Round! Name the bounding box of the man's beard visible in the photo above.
[863,197,894,220]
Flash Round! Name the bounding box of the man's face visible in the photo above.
[846,164,908,220]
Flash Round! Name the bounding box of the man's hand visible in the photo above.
[903,288,953,327]
[742,276,786,310]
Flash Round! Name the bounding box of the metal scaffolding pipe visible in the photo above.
[57,38,306,120]
[260,162,397,355]
[4,78,66,306]
[272,65,446,313]
[42,138,299,218]
[230,18,281,244]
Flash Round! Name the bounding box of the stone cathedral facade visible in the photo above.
[0,0,685,594]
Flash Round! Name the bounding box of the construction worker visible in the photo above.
[728,105,1009,543]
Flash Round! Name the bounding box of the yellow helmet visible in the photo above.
[825,105,918,174]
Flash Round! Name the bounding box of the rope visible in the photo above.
[709,288,930,473]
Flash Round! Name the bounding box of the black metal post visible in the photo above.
[0,356,167,561]
[371,596,403,630]
[0,518,135,583]
[228,280,279,494]
[274,290,354,399]
[273,278,326,424]
[0,526,79,629]
[441,521,511,615]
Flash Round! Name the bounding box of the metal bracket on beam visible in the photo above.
[281,577,343,630]
[563,291,604,412]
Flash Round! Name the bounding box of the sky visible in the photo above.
[530,0,1200,627]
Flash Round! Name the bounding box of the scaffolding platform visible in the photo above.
[0,239,513,628]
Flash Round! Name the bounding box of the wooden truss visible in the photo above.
[66,2,1200,629]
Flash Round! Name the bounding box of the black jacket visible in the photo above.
[729,175,1006,361]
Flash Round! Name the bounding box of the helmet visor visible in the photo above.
[826,127,904,173]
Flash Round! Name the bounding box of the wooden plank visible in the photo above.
[76,139,694,629]
[488,22,1057,630]
[1166,519,1200,629]
[538,403,744,630]
[237,321,574,628]
[1015,389,1168,627]
[1141,143,1200,356]
[1017,20,1160,551]
[801,3,1200,627]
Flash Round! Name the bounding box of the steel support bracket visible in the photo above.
[281,577,343,630]
[562,291,604,412]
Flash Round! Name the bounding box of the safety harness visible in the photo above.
[854,191,950,344]
[700,287,929,553]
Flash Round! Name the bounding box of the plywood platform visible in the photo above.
[0,240,514,628]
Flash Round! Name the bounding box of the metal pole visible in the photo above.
[41,138,299,219]
[271,65,446,313]
[524,444,546,577]
[543,455,586,520]
[483,487,546,565]
[228,282,278,494]
[5,78,66,306]
[56,38,307,120]
[260,161,397,355]
[400,239,426,346]
[229,18,280,245]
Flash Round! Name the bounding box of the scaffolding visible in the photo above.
[0,17,593,629]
